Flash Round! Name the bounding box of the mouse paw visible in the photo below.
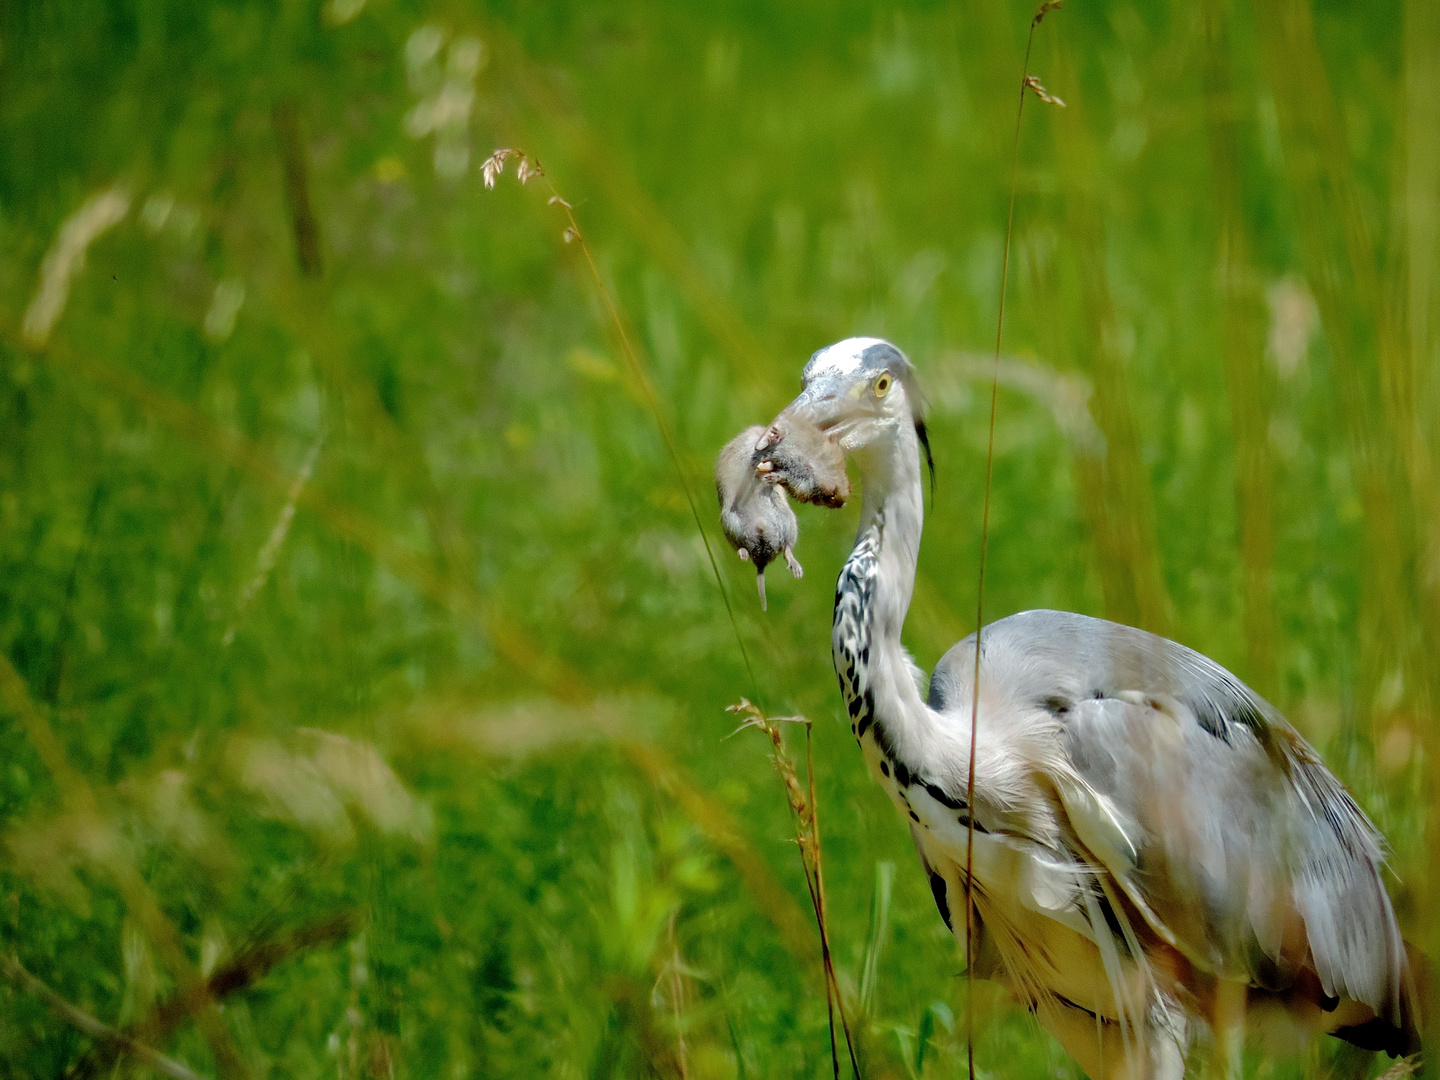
[784,547,803,579]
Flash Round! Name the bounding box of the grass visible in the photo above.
[0,0,1437,1077]
[729,698,858,1079]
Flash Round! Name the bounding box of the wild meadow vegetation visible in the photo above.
[2,0,1438,1077]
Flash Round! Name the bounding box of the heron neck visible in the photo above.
[833,421,930,746]
[854,428,924,639]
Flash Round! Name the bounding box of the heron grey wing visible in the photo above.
[929,609,1408,1023]
[1054,693,1304,976]
[1058,694,1407,1025]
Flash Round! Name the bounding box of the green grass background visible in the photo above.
[2,0,1438,1076]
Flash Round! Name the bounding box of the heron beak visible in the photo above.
[773,378,850,436]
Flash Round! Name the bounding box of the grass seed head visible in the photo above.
[1034,0,1063,26]
[1024,75,1066,107]
[481,147,521,188]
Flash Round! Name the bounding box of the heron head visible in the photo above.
[777,337,933,483]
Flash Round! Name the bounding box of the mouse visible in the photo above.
[754,414,849,508]
[715,425,802,610]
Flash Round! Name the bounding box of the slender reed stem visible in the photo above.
[967,6,1063,1078]
[559,195,758,686]
[481,152,757,688]
[808,722,861,1077]
[665,913,690,1080]
[729,700,861,1079]
[1,954,207,1080]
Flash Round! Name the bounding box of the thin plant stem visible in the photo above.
[481,152,757,690]
[807,722,861,1078]
[1,954,209,1080]
[666,913,689,1080]
[967,6,1063,1079]
[729,700,861,1079]
[560,196,758,688]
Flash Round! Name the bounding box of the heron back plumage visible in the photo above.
[928,609,1417,1056]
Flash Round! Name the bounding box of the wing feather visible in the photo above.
[928,609,1410,1027]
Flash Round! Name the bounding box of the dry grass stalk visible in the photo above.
[222,431,325,647]
[1,953,207,1080]
[968,6,1065,1080]
[481,147,755,686]
[656,912,691,1080]
[728,699,860,1080]
[272,103,322,277]
[21,185,131,347]
[67,912,358,1080]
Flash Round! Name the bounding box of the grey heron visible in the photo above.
[764,336,1419,1078]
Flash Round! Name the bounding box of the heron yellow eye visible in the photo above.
[874,373,892,398]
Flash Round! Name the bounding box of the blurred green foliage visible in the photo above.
[1,0,1437,1077]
